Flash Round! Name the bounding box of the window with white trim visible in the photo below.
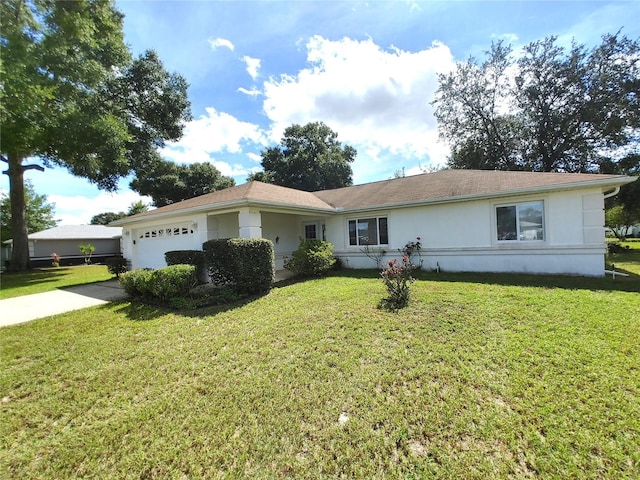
[348,217,388,246]
[496,201,544,241]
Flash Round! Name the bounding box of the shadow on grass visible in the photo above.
[0,267,73,288]
[327,268,640,294]
[107,291,269,321]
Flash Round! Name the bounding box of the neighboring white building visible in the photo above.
[112,170,638,277]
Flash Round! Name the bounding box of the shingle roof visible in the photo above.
[29,225,122,240]
[123,181,335,221]
[314,170,633,209]
[116,170,634,223]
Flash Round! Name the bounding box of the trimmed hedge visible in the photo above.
[284,239,336,277]
[119,264,198,304]
[203,238,274,294]
[165,250,206,283]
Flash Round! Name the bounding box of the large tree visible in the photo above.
[1,0,191,270]
[0,180,58,243]
[130,159,235,207]
[90,200,149,225]
[433,32,640,173]
[251,122,356,191]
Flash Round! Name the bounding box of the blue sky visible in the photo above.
[2,1,638,224]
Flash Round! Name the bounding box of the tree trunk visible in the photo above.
[7,153,30,271]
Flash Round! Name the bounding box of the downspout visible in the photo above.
[603,186,620,199]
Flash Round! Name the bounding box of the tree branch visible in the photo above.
[23,164,45,172]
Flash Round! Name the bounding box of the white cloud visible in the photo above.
[159,107,268,178]
[261,35,456,181]
[246,152,262,163]
[242,55,261,80]
[208,37,234,51]
[237,86,262,97]
[50,191,153,225]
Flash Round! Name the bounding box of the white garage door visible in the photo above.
[132,224,198,270]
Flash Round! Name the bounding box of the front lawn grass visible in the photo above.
[606,239,640,276]
[0,265,113,299]
[1,271,639,479]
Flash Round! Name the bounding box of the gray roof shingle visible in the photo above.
[29,225,122,240]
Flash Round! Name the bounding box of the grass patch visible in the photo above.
[0,265,113,299]
[1,271,639,478]
[606,240,640,276]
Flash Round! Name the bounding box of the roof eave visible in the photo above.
[111,198,335,226]
[337,176,637,214]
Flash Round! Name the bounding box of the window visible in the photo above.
[496,201,544,241]
[139,223,194,240]
[349,217,388,246]
[304,223,317,240]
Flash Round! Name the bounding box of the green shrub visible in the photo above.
[119,269,154,299]
[165,250,205,283]
[106,256,128,278]
[149,264,198,303]
[119,265,197,304]
[203,238,274,294]
[607,242,630,254]
[284,240,336,277]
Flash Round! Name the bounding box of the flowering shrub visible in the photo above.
[51,252,60,268]
[379,255,417,310]
[401,237,422,269]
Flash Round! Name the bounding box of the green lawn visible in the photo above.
[606,239,640,276]
[0,265,113,299]
[1,271,639,479]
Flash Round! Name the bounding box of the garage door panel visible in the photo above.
[133,224,199,270]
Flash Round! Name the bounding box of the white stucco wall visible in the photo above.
[120,186,609,277]
[327,188,607,276]
[122,213,207,270]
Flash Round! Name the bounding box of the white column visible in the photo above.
[238,208,262,238]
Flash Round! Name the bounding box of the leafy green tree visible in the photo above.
[130,160,235,207]
[89,200,149,225]
[605,205,638,240]
[0,180,58,243]
[126,200,149,216]
[604,154,640,238]
[1,0,191,270]
[90,212,125,225]
[79,243,96,264]
[433,33,639,173]
[254,122,356,191]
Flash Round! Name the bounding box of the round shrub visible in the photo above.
[284,240,336,277]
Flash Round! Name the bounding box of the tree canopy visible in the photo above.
[250,122,356,191]
[432,32,640,174]
[1,0,191,270]
[130,159,235,207]
[90,200,149,225]
[0,180,58,243]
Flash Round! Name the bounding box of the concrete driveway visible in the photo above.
[0,279,128,328]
